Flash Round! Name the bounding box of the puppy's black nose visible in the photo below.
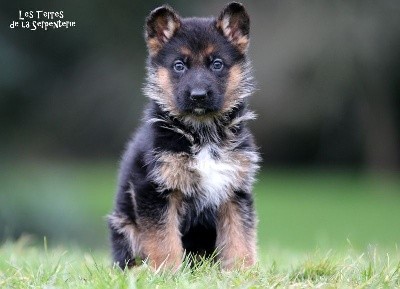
[190,89,208,101]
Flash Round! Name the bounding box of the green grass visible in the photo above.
[257,169,400,251]
[1,237,399,288]
[1,160,400,287]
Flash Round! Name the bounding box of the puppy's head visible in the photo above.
[144,2,254,119]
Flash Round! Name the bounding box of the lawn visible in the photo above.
[0,161,400,287]
[1,237,399,288]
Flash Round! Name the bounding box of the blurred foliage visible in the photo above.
[0,1,399,169]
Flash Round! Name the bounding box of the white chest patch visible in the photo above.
[152,144,259,210]
[193,145,238,207]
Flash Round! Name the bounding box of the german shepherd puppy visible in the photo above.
[108,2,260,271]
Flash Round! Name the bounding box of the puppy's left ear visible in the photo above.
[216,2,250,53]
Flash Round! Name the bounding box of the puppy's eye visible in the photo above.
[211,58,224,71]
[173,60,186,72]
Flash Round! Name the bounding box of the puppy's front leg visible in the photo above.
[216,193,257,270]
[137,193,183,270]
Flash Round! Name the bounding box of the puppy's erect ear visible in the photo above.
[216,2,250,53]
[145,5,181,56]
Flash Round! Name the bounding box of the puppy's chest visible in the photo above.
[153,144,257,208]
[193,146,236,197]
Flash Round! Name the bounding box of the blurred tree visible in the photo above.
[0,0,399,170]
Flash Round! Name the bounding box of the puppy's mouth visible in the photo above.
[193,108,206,115]
[190,98,209,115]
[182,106,217,117]
[190,103,219,115]
[176,93,222,116]
[179,100,214,115]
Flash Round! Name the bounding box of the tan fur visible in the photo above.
[108,212,142,264]
[147,14,181,56]
[179,45,215,66]
[230,151,256,180]
[205,44,215,55]
[222,65,242,112]
[156,68,180,115]
[153,152,199,194]
[216,200,257,270]
[157,68,173,96]
[216,16,249,53]
[138,195,183,270]
[234,35,249,53]
[198,44,215,63]
[222,149,259,190]
[110,191,183,270]
[147,38,163,56]
[180,47,192,56]
[152,147,258,196]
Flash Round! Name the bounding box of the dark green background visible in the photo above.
[0,1,399,250]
